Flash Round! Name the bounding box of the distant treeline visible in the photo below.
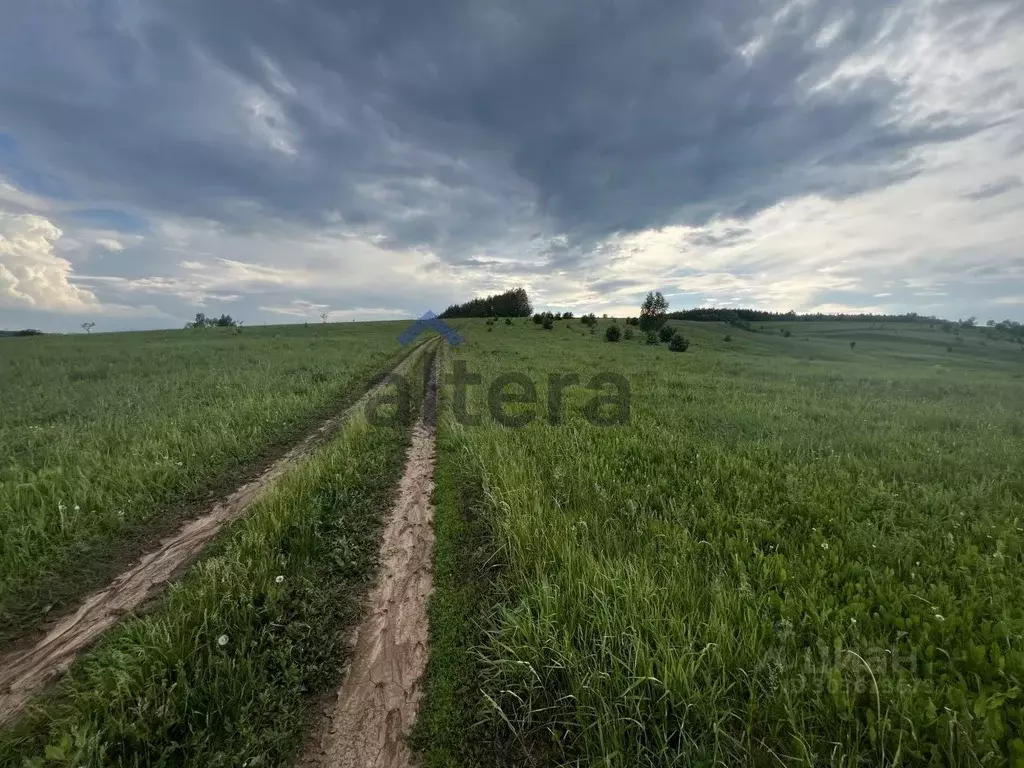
[0,329,45,338]
[667,308,942,324]
[440,287,532,318]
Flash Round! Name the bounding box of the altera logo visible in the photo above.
[398,311,463,347]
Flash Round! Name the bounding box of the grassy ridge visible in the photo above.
[420,318,1024,766]
[0,342,435,767]
[0,322,410,640]
[411,385,521,768]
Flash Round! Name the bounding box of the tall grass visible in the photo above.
[0,343,436,767]
[421,318,1024,766]
[0,322,410,639]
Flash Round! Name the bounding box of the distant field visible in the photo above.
[417,317,1024,766]
[0,322,409,639]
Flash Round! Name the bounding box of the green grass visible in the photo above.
[0,342,436,768]
[419,317,1024,767]
[0,322,412,641]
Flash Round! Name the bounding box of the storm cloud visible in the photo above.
[1,0,1022,329]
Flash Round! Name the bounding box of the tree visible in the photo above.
[605,325,622,342]
[639,291,669,333]
[81,322,96,334]
[669,333,690,352]
[440,287,532,318]
[321,312,330,324]
[658,325,674,343]
[542,316,554,330]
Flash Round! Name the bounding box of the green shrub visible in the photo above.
[504,318,512,326]
[724,334,732,343]
[669,333,690,352]
[645,332,658,345]
[542,317,554,330]
[783,330,792,338]
[658,325,675,343]
[624,328,634,341]
[605,325,622,342]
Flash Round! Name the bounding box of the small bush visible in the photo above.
[624,328,634,341]
[487,326,493,332]
[645,332,659,345]
[504,318,512,326]
[605,325,622,342]
[850,341,856,350]
[669,333,690,352]
[658,325,674,343]
[724,334,732,343]
[783,330,792,338]
[532,314,543,325]
[542,317,554,330]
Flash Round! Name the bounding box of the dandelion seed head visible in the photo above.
[275,575,284,584]
[217,634,229,646]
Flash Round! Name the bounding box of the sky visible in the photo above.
[1,0,1022,332]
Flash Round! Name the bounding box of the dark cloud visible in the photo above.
[1,0,1021,265]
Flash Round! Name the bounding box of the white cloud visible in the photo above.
[0,213,102,311]
[95,237,124,252]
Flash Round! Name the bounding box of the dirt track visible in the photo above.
[0,347,427,726]
[299,360,438,768]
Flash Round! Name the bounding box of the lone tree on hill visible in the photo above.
[639,291,669,333]
[81,322,96,334]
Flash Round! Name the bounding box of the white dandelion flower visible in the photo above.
[821,541,829,550]
[217,634,229,646]
[275,575,285,584]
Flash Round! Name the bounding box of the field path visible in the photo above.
[299,359,437,768]
[0,344,430,726]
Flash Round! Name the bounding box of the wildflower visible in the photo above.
[74,505,80,512]
[935,614,945,622]
[850,618,857,624]
[275,575,285,584]
[217,634,229,647]
[821,542,829,550]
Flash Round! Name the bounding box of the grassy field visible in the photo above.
[0,322,411,641]
[0,342,436,767]
[416,317,1024,767]
[2,315,1022,767]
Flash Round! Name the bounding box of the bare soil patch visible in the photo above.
[299,362,438,768]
